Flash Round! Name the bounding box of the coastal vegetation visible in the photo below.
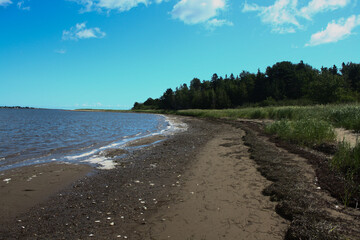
[133,61,360,110]
[265,119,336,147]
[132,60,360,208]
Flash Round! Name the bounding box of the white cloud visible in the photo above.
[62,22,106,41]
[206,18,233,29]
[306,15,360,46]
[243,0,300,33]
[72,0,230,28]
[300,0,350,19]
[17,0,30,10]
[243,0,352,33]
[73,0,151,12]
[0,0,12,6]
[171,0,227,24]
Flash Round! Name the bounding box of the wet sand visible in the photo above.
[0,163,92,224]
[126,135,166,147]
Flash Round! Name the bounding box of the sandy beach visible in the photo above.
[1,116,359,239]
[0,163,92,225]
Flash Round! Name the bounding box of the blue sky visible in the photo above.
[1,0,360,109]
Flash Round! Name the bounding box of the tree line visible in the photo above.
[133,61,360,110]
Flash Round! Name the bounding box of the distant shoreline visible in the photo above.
[73,108,131,113]
[0,106,35,109]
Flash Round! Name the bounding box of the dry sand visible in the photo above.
[138,124,288,239]
[335,128,359,147]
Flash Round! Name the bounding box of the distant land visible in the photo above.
[0,106,35,109]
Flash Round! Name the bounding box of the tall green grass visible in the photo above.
[331,141,360,176]
[265,119,336,147]
[177,104,360,132]
[331,141,360,206]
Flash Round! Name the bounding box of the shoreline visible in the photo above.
[0,116,291,239]
[0,113,183,172]
[1,116,215,238]
[2,116,358,239]
[0,114,185,225]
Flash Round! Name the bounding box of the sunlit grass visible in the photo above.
[176,104,360,132]
[265,119,336,147]
[331,140,360,176]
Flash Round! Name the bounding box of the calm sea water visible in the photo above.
[0,109,173,171]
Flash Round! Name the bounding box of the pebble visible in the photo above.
[3,178,11,183]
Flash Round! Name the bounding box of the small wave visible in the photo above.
[6,115,187,171]
[0,158,5,161]
[161,116,188,135]
[65,149,98,160]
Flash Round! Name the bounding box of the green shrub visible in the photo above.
[331,141,360,176]
[266,119,336,146]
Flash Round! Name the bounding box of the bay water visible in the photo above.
[0,109,180,171]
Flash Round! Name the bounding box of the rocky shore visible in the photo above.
[1,116,360,239]
[0,117,218,239]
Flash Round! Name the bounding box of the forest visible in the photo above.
[132,61,360,110]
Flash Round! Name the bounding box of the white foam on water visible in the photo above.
[65,149,98,160]
[162,116,188,135]
[82,156,117,170]
[59,115,187,170]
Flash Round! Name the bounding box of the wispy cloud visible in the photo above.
[62,22,106,41]
[243,0,301,34]
[300,0,351,19]
[306,14,360,46]
[171,0,226,24]
[72,0,151,12]
[206,18,233,29]
[72,0,231,28]
[54,49,67,54]
[171,0,231,28]
[17,0,30,10]
[243,0,352,33]
[0,0,12,7]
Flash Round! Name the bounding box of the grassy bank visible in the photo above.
[175,104,360,132]
[265,119,336,147]
[134,103,360,207]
